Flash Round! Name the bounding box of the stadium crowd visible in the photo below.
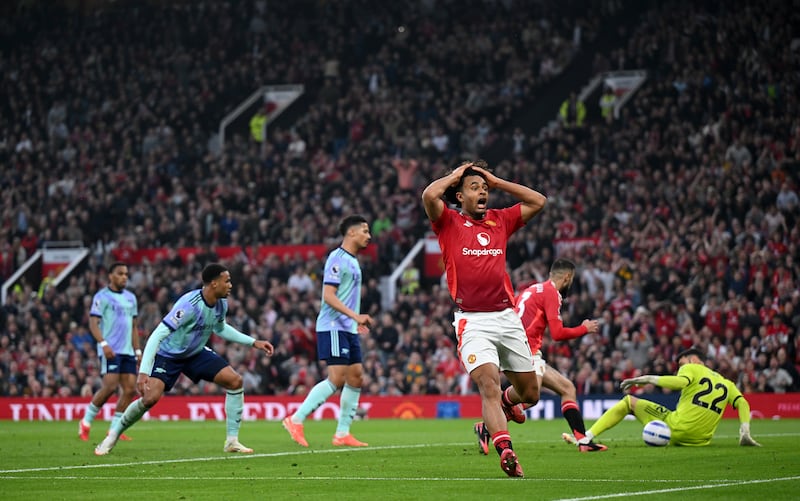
[0,0,798,401]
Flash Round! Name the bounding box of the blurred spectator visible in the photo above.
[763,355,794,394]
[286,265,314,294]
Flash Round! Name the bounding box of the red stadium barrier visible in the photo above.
[1,393,798,421]
[0,395,478,421]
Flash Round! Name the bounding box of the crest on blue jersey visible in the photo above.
[171,309,185,325]
[331,264,340,277]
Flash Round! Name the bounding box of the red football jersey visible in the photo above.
[432,205,524,312]
[515,279,587,353]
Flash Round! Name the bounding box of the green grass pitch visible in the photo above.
[1,418,798,500]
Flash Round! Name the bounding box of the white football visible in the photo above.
[642,419,671,446]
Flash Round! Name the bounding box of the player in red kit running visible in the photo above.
[422,160,546,477]
[474,259,607,453]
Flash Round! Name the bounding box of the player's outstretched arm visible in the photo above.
[218,323,263,347]
[620,374,688,392]
[422,163,471,222]
[620,375,658,392]
[218,324,274,356]
[470,164,546,223]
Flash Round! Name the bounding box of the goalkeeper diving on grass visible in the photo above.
[568,347,761,447]
[94,263,274,456]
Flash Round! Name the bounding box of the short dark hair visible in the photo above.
[202,263,228,284]
[339,214,368,236]
[108,262,128,274]
[444,159,490,207]
[676,347,706,363]
[550,258,576,276]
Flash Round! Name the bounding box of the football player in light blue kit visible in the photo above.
[79,262,140,442]
[95,263,274,455]
[283,215,374,447]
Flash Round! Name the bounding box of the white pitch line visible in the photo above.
[0,443,435,474]
[553,476,800,501]
[1,431,798,476]
[2,474,798,490]
[0,476,519,482]
[0,476,768,483]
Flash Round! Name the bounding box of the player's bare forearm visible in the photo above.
[424,165,467,199]
[421,177,450,201]
[421,187,445,221]
[323,286,372,327]
[422,163,470,220]
[132,320,141,351]
[489,178,546,222]
[89,317,103,343]
[322,286,355,319]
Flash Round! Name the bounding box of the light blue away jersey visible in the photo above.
[90,287,138,356]
[316,247,362,333]
[158,289,227,359]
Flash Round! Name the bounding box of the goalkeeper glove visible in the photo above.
[739,422,761,447]
[620,375,658,392]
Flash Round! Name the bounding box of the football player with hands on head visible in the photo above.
[423,160,546,477]
[94,263,274,456]
[581,348,761,447]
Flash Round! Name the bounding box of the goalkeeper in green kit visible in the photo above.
[570,348,761,447]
